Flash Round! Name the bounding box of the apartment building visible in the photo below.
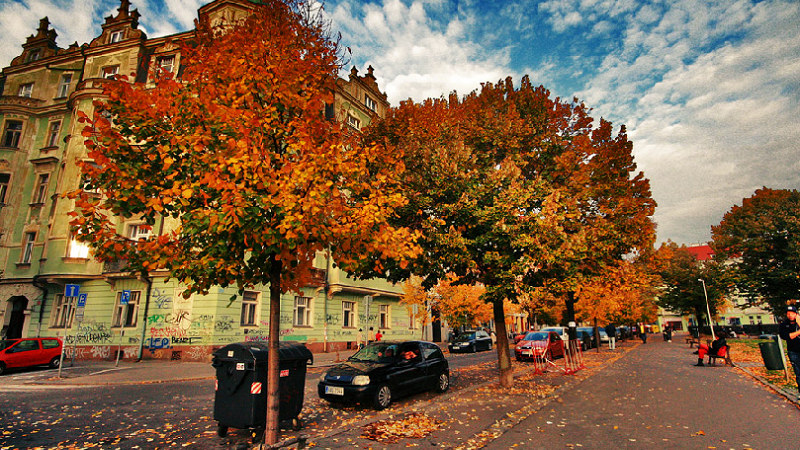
[0,0,419,361]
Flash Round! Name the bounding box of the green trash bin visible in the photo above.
[759,341,784,371]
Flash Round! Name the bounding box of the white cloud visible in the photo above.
[330,0,516,104]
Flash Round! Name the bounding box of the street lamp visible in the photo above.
[698,279,716,340]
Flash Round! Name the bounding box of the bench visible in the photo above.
[686,337,699,348]
[707,345,733,367]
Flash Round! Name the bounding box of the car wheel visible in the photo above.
[0,363,5,375]
[49,356,61,369]
[435,372,450,393]
[291,418,303,431]
[515,355,522,362]
[471,344,477,353]
[373,384,392,410]
[217,426,228,437]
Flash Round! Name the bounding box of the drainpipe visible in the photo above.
[32,275,48,338]
[136,271,152,361]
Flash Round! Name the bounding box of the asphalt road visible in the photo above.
[488,338,800,449]
[0,346,499,449]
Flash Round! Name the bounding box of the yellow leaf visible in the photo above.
[182,188,193,199]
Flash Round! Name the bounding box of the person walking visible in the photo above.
[639,323,647,344]
[375,329,383,342]
[605,323,616,350]
[368,326,375,345]
[779,305,800,398]
[357,328,364,349]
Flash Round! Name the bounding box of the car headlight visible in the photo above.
[352,375,370,386]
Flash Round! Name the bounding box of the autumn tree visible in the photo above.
[434,274,491,329]
[655,242,730,329]
[361,77,655,386]
[711,188,800,314]
[68,0,418,443]
[576,258,658,348]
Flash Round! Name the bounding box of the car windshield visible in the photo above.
[523,332,548,341]
[349,343,402,363]
[542,328,563,335]
[0,339,18,351]
[454,333,476,342]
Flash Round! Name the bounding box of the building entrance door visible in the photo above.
[5,297,28,339]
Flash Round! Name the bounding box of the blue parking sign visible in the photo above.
[120,290,131,305]
[65,284,80,297]
[77,293,88,307]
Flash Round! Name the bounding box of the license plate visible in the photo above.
[325,386,344,396]
[522,350,532,356]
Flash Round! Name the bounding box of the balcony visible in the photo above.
[103,259,129,274]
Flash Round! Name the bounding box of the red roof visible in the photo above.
[686,244,714,261]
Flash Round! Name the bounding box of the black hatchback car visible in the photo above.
[318,340,449,410]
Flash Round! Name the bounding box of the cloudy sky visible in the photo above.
[1,0,798,246]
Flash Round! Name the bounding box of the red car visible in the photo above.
[514,330,536,344]
[0,338,63,375]
[515,331,564,361]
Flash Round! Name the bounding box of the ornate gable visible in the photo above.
[89,0,146,47]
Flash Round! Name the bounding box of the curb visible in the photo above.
[735,365,800,406]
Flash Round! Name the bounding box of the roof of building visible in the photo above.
[686,244,714,261]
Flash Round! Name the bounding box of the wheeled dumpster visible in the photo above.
[212,341,313,437]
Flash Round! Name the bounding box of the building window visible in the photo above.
[112,290,141,328]
[27,49,41,63]
[32,173,49,204]
[379,304,390,329]
[109,31,124,43]
[294,296,312,326]
[102,66,119,79]
[128,223,152,241]
[22,231,36,264]
[365,95,377,112]
[0,173,10,204]
[346,114,361,130]
[51,294,76,328]
[156,55,175,74]
[410,304,418,329]
[3,121,22,148]
[67,232,90,259]
[18,83,33,98]
[46,121,61,147]
[241,291,259,326]
[57,74,72,98]
[343,301,355,328]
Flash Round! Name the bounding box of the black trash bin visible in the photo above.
[212,341,313,437]
[758,341,784,371]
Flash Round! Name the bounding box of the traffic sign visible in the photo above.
[120,290,131,305]
[65,284,80,297]
[77,293,88,307]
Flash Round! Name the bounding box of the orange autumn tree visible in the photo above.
[362,77,655,387]
[434,274,491,330]
[68,0,418,443]
[401,274,490,336]
[576,258,658,348]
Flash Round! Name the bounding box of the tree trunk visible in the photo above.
[593,318,600,352]
[565,291,577,340]
[492,299,513,387]
[265,255,282,445]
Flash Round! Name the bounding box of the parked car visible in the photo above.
[540,326,569,341]
[514,330,536,344]
[448,330,493,353]
[0,337,62,375]
[515,331,565,361]
[598,328,609,343]
[577,327,599,348]
[575,330,593,351]
[318,340,449,410]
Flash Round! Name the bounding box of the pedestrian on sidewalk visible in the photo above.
[639,323,647,344]
[368,326,375,345]
[778,305,800,394]
[375,329,383,342]
[605,323,616,350]
[357,328,364,349]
